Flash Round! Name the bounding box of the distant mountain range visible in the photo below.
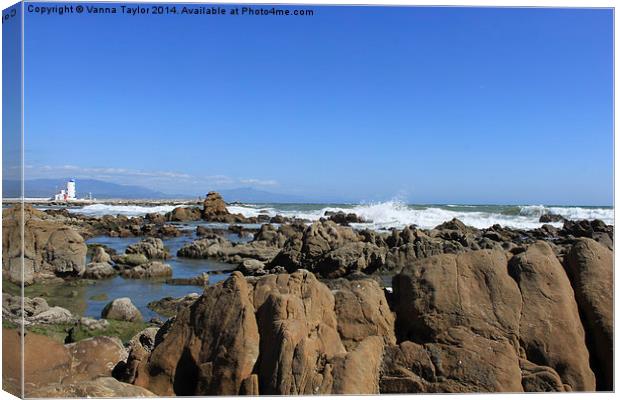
[2,178,310,203]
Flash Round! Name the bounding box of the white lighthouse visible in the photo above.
[67,179,76,200]
[53,179,77,201]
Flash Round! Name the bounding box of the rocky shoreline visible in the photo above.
[2,192,614,396]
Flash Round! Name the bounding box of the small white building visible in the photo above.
[53,179,77,201]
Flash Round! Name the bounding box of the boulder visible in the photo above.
[141,272,259,396]
[166,207,201,222]
[508,241,595,391]
[326,278,395,351]
[146,293,200,318]
[539,213,565,223]
[121,261,172,279]
[202,191,230,218]
[30,306,74,325]
[114,253,149,267]
[3,328,72,396]
[101,298,143,322]
[271,220,387,278]
[44,229,88,276]
[83,262,117,279]
[126,238,170,260]
[252,271,346,395]
[565,238,613,390]
[65,336,128,382]
[118,328,160,385]
[387,250,523,392]
[91,246,112,264]
[2,206,87,284]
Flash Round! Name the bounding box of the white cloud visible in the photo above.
[23,164,278,192]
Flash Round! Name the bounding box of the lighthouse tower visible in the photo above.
[67,179,76,200]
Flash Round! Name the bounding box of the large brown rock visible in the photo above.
[126,237,170,260]
[565,238,613,390]
[136,270,395,396]
[381,328,523,393]
[101,298,143,322]
[387,250,524,392]
[508,241,596,391]
[165,206,202,222]
[393,249,521,344]
[142,272,259,396]
[65,336,128,383]
[326,278,395,351]
[271,220,385,278]
[202,191,230,219]
[2,206,87,284]
[252,271,346,394]
[9,329,72,395]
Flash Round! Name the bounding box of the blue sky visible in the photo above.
[20,4,613,204]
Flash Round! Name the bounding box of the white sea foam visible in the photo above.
[229,201,613,230]
[68,204,177,217]
[67,201,613,230]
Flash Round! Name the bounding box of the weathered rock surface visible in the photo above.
[91,246,112,264]
[146,293,200,318]
[2,205,87,284]
[102,298,143,322]
[165,206,201,222]
[29,377,156,397]
[565,238,613,390]
[3,293,74,326]
[133,270,394,395]
[83,262,117,279]
[508,241,595,391]
[387,249,523,392]
[141,272,259,395]
[120,261,173,279]
[65,336,128,382]
[3,328,133,397]
[126,238,170,260]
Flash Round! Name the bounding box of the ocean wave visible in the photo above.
[67,201,613,230]
[68,204,177,217]
[230,201,613,230]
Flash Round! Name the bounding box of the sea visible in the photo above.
[68,201,614,230]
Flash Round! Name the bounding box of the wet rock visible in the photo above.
[126,238,170,260]
[325,211,366,225]
[91,246,112,264]
[202,191,230,218]
[121,261,173,279]
[83,262,117,279]
[539,213,565,223]
[114,253,149,267]
[101,298,143,322]
[508,241,595,391]
[565,238,613,390]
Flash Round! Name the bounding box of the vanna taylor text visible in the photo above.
[26,4,315,16]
